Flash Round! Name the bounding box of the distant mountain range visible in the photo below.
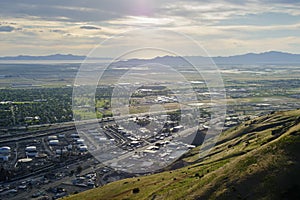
[211,51,300,64]
[1,51,300,64]
[119,51,300,65]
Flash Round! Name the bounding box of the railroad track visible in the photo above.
[0,126,76,145]
[0,118,115,145]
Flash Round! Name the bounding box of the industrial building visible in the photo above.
[25,146,38,157]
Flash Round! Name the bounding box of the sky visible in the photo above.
[1,0,300,57]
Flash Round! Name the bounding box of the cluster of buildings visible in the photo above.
[47,134,88,156]
[155,96,178,103]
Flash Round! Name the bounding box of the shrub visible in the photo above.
[132,188,140,194]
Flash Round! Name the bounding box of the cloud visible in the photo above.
[50,29,65,33]
[158,0,300,26]
[0,0,300,56]
[1,0,300,25]
[0,0,166,22]
[0,25,15,32]
[80,25,101,30]
[0,1,117,22]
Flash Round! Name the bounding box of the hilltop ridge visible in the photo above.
[63,109,300,200]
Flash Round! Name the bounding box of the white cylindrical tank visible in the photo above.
[0,146,11,153]
[79,145,88,152]
[25,146,37,152]
[71,133,79,138]
[76,139,85,144]
[48,135,58,140]
[49,140,59,146]
[25,146,37,157]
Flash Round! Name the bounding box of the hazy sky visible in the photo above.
[1,0,300,57]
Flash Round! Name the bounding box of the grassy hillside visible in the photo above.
[63,110,300,200]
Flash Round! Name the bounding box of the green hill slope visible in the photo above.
[63,110,300,200]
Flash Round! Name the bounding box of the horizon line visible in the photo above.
[0,50,300,60]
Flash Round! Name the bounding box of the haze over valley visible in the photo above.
[1,0,300,199]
